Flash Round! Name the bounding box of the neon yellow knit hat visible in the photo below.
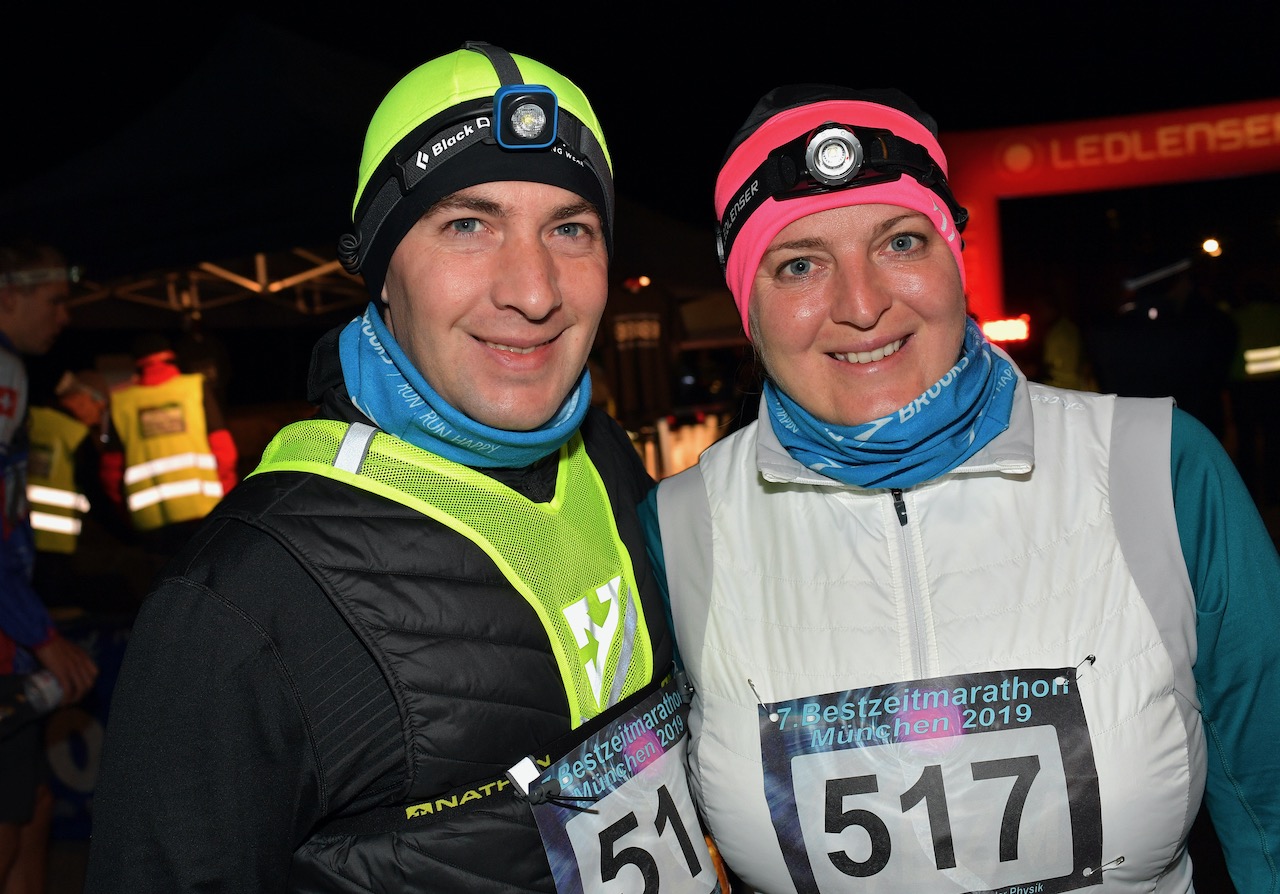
[338,42,614,299]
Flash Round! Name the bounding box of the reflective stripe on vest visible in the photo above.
[26,406,90,554]
[110,374,222,530]
[1244,344,1280,376]
[29,510,82,537]
[124,453,222,511]
[250,419,654,725]
[28,483,89,539]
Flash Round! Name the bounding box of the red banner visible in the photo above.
[944,98,1280,322]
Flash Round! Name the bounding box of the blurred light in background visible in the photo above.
[983,314,1031,344]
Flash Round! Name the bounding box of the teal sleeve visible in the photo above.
[1172,408,1280,892]
[638,487,679,669]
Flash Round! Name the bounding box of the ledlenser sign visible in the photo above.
[945,97,1280,322]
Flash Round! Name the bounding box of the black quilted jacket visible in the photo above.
[84,327,672,893]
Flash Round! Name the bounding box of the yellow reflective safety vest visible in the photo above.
[110,373,223,531]
[251,419,654,724]
[26,406,90,554]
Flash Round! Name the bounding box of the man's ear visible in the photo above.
[377,289,395,337]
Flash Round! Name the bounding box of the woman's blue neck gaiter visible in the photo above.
[338,304,590,468]
[765,316,1017,489]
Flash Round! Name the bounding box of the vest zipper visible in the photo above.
[891,488,909,526]
[888,487,927,673]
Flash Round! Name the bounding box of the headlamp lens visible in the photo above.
[495,85,558,149]
[805,126,863,186]
[509,102,548,140]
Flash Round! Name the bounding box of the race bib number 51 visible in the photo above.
[516,675,720,894]
[760,668,1103,894]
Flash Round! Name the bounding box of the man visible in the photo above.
[86,43,717,893]
[0,240,99,894]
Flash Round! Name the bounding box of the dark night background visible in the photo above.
[3,3,1279,408]
[7,5,1280,224]
[5,8,1276,890]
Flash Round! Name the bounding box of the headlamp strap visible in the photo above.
[844,130,966,226]
[716,126,966,268]
[398,113,495,194]
[462,40,612,237]
[461,41,523,86]
[715,163,786,267]
[862,132,931,178]
[0,267,80,288]
[340,104,497,275]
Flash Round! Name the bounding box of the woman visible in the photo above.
[643,85,1279,893]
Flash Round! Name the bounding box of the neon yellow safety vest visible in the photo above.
[251,419,654,725]
[26,406,90,554]
[109,373,223,531]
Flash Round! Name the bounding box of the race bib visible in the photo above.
[509,673,720,894]
[760,668,1103,893]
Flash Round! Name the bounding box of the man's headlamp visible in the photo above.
[715,122,969,268]
[495,85,557,149]
[338,41,612,282]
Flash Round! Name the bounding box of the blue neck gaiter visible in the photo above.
[337,304,590,468]
[765,317,1017,489]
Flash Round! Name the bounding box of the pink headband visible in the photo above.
[714,100,966,338]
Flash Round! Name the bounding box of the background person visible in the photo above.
[1087,257,1237,442]
[26,369,114,609]
[1226,271,1280,507]
[1025,282,1094,391]
[86,43,717,893]
[99,331,238,568]
[0,239,98,894]
[643,85,1279,892]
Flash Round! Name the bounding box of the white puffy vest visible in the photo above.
[657,383,1203,893]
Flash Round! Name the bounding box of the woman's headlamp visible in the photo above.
[715,122,969,268]
[805,126,865,186]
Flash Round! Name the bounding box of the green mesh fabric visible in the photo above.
[252,419,652,723]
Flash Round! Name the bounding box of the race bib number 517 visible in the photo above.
[760,668,1103,894]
